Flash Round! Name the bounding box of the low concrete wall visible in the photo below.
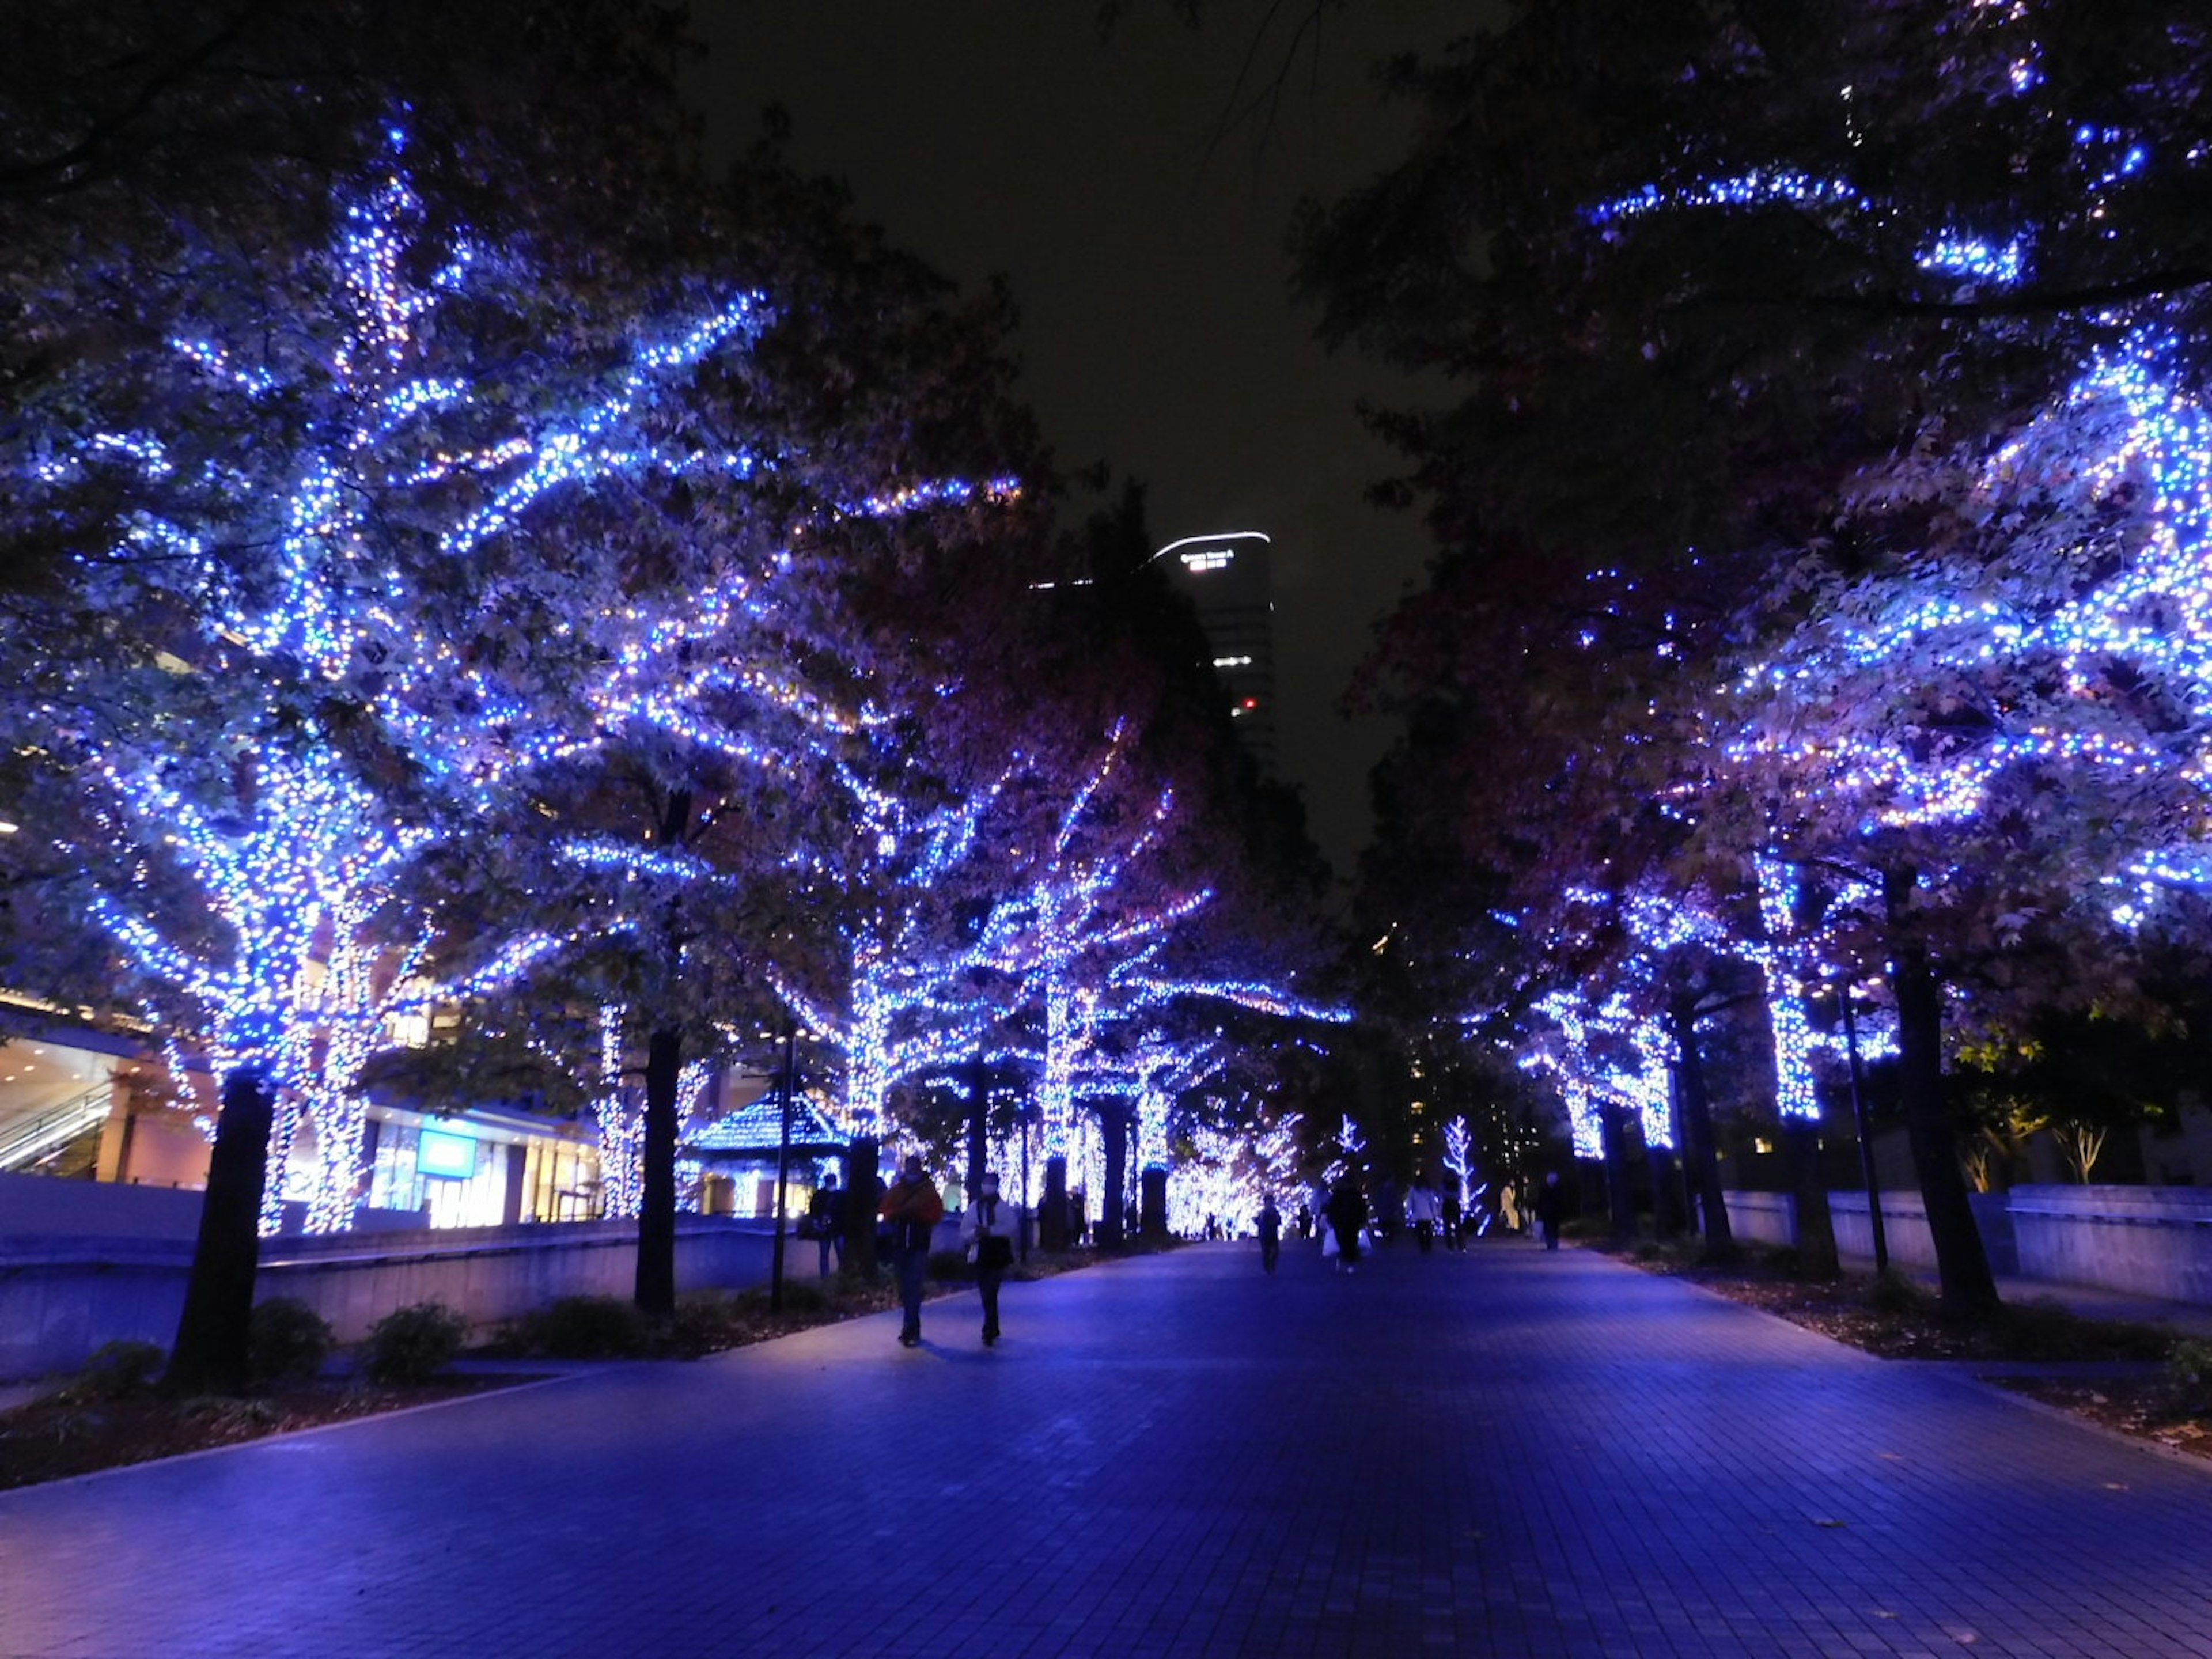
[2008,1185,2212,1305]
[0,1171,426,1240]
[1736,1189,2018,1275]
[0,1215,900,1381]
[1720,1190,1796,1248]
[0,1171,207,1240]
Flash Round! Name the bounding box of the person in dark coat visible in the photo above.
[1256,1195,1282,1273]
[806,1173,844,1277]
[880,1154,946,1346]
[1324,1177,1369,1272]
[1533,1171,1567,1251]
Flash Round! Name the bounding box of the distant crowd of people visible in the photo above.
[796,1148,1580,1359]
[1230,1166,1574,1271]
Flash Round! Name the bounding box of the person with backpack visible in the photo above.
[880,1154,946,1347]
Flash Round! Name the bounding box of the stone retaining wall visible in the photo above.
[0,1215,904,1381]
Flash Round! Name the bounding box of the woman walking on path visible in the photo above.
[1325,1177,1369,1272]
[960,1171,1019,1346]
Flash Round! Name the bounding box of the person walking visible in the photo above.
[960,1171,1019,1346]
[1324,1176,1369,1272]
[1256,1194,1282,1273]
[880,1153,945,1347]
[1533,1170,1566,1252]
[806,1173,844,1278]
[1406,1175,1442,1255]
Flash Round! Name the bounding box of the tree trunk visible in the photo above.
[1784,1116,1839,1277]
[635,1025,681,1319]
[1600,1097,1637,1238]
[1098,1105,1128,1249]
[1669,1001,1737,1261]
[164,1067,274,1396]
[1140,1165,1168,1238]
[1646,1145,1681,1240]
[843,1134,880,1276]
[1885,874,1999,1316]
[1040,1154,1069,1252]
[965,1054,988,1200]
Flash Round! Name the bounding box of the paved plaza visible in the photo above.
[3,1240,2210,1659]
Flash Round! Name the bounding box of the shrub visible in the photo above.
[73,1339,165,1400]
[249,1298,335,1385]
[927,1248,972,1282]
[1865,1268,1934,1316]
[2166,1339,2212,1414]
[513,1294,652,1359]
[362,1301,468,1384]
[1987,1298,2096,1360]
[1761,1245,1808,1279]
[181,1396,281,1430]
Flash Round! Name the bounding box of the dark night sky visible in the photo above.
[684,2,1474,876]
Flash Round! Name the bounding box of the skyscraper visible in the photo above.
[1155,531,1277,772]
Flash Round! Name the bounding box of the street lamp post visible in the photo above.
[768,1020,800,1312]
[1839,984,1889,1275]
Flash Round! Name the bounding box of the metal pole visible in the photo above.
[768,1020,798,1312]
[1020,1100,1032,1264]
[1840,985,1889,1274]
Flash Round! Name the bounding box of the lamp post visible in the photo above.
[1839,983,1889,1274]
[768,1019,800,1312]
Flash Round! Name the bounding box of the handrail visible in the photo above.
[0,1078,116,1172]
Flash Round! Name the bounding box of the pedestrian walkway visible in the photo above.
[3,1238,2209,1658]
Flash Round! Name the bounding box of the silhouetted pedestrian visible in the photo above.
[1325,1177,1369,1272]
[1257,1195,1282,1273]
[1533,1171,1566,1251]
[960,1171,1018,1347]
[807,1173,844,1277]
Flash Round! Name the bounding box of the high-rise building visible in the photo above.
[1155,531,1277,772]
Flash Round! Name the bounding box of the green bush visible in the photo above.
[2166,1338,2212,1414]
[667,1290,738,1356]
[927,1248,972,1282]
[73,1339,166,1400]
[362,1301,468,1384]
[249,1298,335,1385]
[513,1294,652,1359]
[1865,1268,1934,1316]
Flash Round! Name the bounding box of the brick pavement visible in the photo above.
[3,1240,2209,1659]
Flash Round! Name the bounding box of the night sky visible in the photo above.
[685,1,1475,876]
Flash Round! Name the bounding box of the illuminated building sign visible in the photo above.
[416,1128,479,1179]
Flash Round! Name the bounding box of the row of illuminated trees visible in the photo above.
[1316,0,2212,1315]
[0,95,1339,1389]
